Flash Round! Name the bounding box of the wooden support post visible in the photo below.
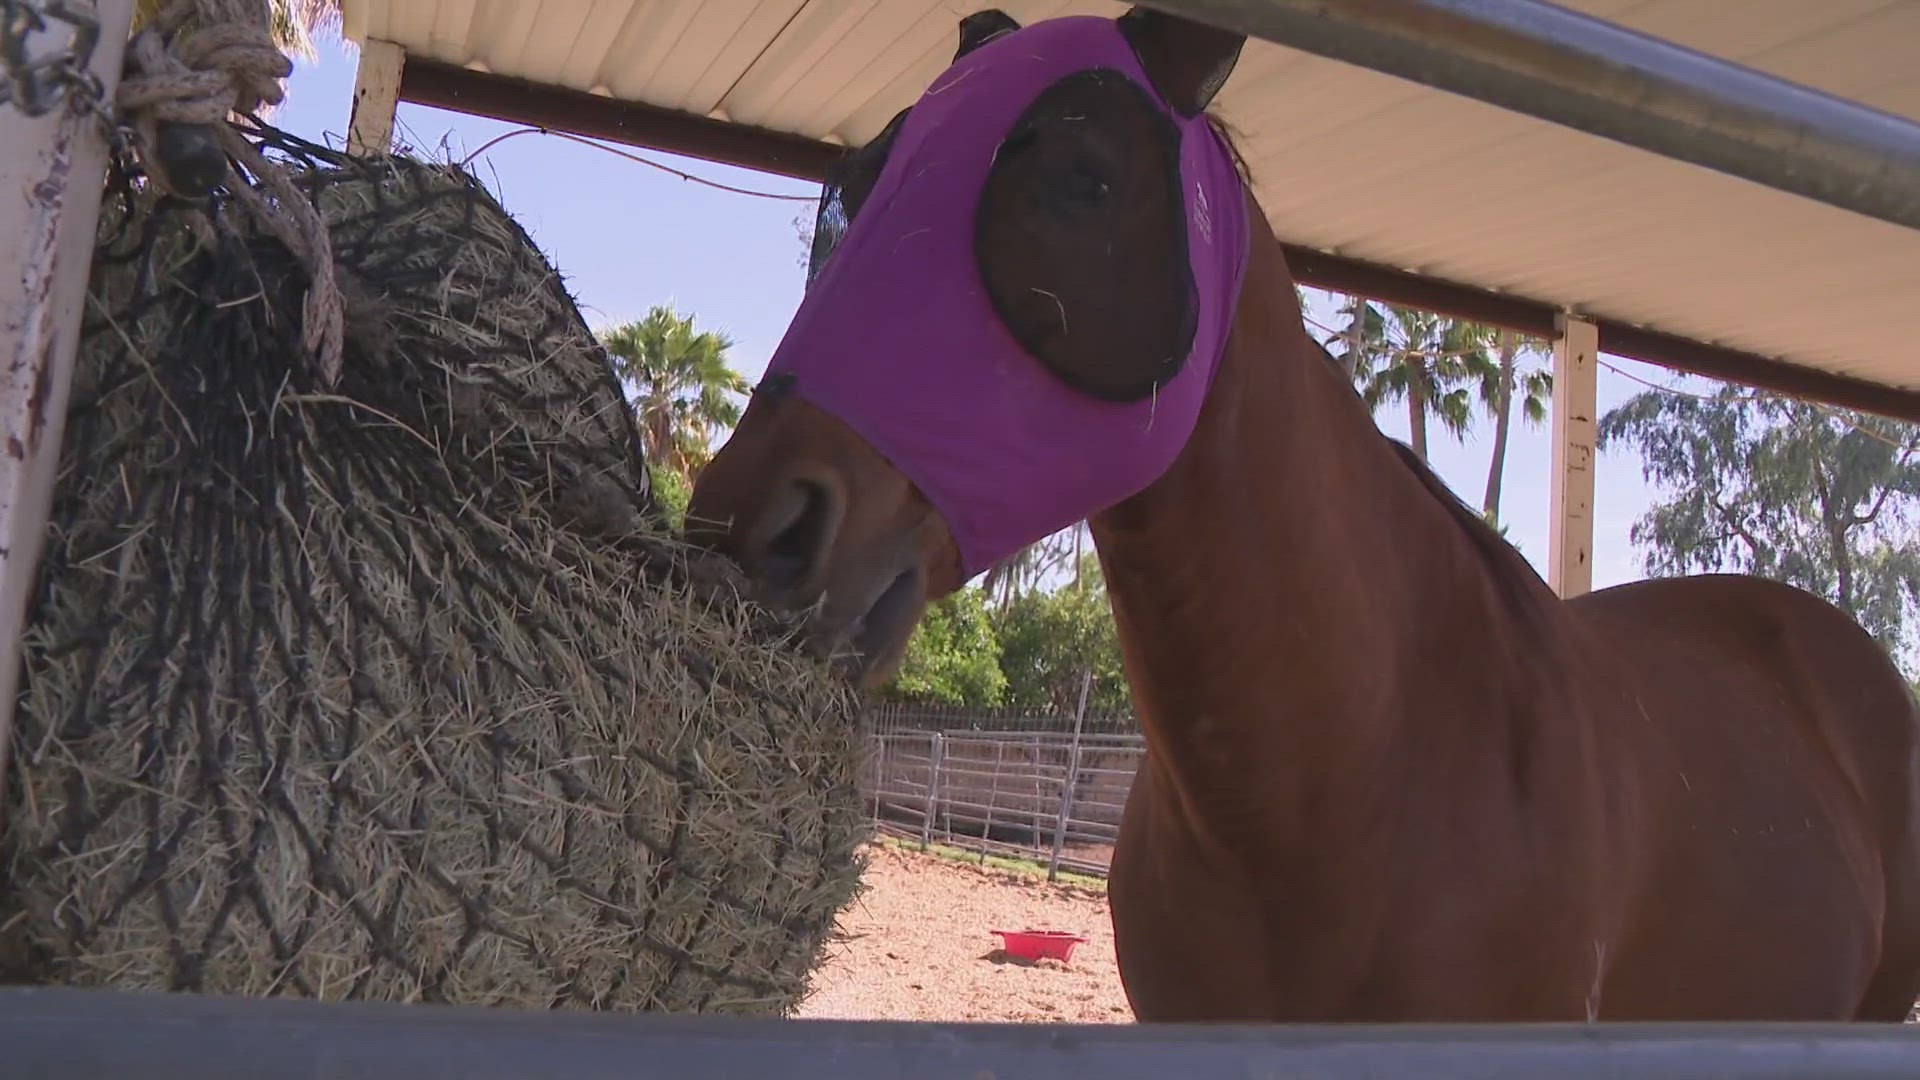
[347,38,405,155]
[0,0,137,804]
[1549,314,1599,598]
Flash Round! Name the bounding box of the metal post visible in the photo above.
[0,0,137,805]
[1048,668,1092,882]
[1022,729,1042,844]
[346,37,403,155]
[1549,314,1598,598]
[869,729,886,825]
[1137,0,1920,234]
[978,737,1001,864]
[920,731,943,851]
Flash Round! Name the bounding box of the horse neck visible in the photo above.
[1088,210,1563,856]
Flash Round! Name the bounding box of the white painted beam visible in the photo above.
[1549,314,1599,598]
[347,38,405,155]
[0,0,138,800]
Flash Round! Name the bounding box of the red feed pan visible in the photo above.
[991,929,1087,962]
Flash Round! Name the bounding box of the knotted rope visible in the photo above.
[115,0,344,385]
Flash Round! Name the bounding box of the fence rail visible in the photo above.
[865,700,1137,737]
[861,720,1144,879]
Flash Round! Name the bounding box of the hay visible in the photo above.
[0,125,867,1014]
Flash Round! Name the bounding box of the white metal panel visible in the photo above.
[717,0,901,130]
[338,0,1920,390]
[341,0,370,44]
[671,0,815,116]
[506,0,597,86]
[383,0,441,60]
[596,0,724,107]
[558,0,639,93]
[431,0,480,59]
[475,0,558,77]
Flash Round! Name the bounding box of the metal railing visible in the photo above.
[861,723,1143,880]
[1142,0,1920,235]
[865,700,1138,738]
[6,985,1920,1079]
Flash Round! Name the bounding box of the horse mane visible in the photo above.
[1205,112,1254,185]
[1302,337,1555,618]
[1209,111,1553,615]
[1379,436,1549,595]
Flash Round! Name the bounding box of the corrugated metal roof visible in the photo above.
[340,0,1920,391]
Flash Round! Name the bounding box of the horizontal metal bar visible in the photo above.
[10,987,1920,1079]
[398,58,841,182]
[1142,0,1920,234]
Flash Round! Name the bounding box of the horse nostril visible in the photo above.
[759,479,835,597]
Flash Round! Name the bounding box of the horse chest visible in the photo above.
[1112,759,1614,1021]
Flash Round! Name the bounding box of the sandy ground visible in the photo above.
[790,841,1920,1025]
[793,842,1131,1023]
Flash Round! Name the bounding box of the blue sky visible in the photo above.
[274,37,1710,592]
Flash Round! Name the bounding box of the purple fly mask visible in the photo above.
[764,15,1250,579]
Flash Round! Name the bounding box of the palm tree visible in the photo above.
[1339,298,1499,462]
[1329,295,1381,383]
[601,307,751,482]
[1479,329,1553,524]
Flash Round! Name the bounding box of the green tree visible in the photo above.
[648,462,691,531]
[992,556,1131,717]
[981,522,1086,607]
[1336,298,1499,462]
[601,307,751,482]
[886,587,1007,708]
[1599,386,1920,660]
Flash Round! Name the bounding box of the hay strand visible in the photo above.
[0,125,866,1015]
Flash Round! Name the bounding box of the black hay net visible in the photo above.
[0,123,866,1014]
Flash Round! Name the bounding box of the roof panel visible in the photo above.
[671,0,812,117]
[466,0,544,74]
[513,0,606,86]
[344,0,1920,391]
[825,1,1112,141]
[557,0,639,92]
[384,0,441,59]
[726,1,937,132]
[606,0,740,111]
[431,0,479,58]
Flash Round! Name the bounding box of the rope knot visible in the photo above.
[115,0,344,387]
[118,4,290,136]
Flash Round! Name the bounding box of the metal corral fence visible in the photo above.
[861,701,1143,880]
[865,700,1140,738]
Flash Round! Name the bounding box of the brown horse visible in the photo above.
[689,7,1920,1022]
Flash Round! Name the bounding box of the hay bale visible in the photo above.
[0,127,866,1014]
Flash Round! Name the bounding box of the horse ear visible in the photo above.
[955,10,1021,61]
[1116,6,1244,116]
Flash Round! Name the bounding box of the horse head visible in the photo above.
[689,7,1249,683]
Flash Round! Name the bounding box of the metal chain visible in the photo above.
[2,0,99,115]
[4,1,135,160]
